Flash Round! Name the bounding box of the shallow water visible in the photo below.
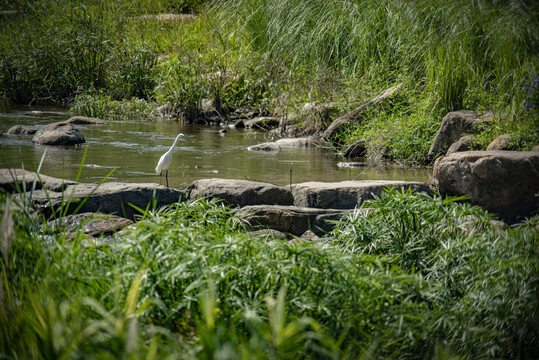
[0,106,432,188]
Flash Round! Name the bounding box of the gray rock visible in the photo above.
[342,140,367,158]
[7,125,38,135]
[247,142,281,152]
[186,178,293,207]
[427,110,493,160]
[48,212,134,238]
[447,135,477,154]
[66,116,106,125]
[32,122,85,145]
[432,150,539,223]
[486,134,514,150]
[27,182,185,220]
[0,168,76,193]
[291,180,432,209]
[237,205,354,236]
[324,83,403,141]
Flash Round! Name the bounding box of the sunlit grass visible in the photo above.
[1,186,537,358]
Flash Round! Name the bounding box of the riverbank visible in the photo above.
[1,0,538,164]
[1,169,538,358]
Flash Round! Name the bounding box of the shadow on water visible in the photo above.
[0,106,432,188]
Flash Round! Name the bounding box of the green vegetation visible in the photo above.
[1,188,538,359]
[1,0,538,161]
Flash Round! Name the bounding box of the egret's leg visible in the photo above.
[159,172,162,185]
[165,170,169,187]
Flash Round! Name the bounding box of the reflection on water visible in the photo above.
[0,106,432,188]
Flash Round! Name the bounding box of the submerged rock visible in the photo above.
[32,121,85,145]
[432,150,539,223]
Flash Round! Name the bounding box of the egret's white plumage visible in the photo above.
[156,133,188,186]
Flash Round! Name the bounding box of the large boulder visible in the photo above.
[237,205,355,236]
[427,110,494,160]
[66,116,106,125]
[7,125,38,135]
[32,122,85,145]
[0,168,76,193]
[186,178,294,207]
[432,150,539,223]
[291,180,432,209]
[26,182,185,220]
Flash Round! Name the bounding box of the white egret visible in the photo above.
[156,133,188,187]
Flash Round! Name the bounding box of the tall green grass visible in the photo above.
[1,188,538,358]
[217,0,539,157]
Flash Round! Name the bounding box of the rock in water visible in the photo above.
[7,125,38,135]
[66,116,106,125]
[32,122,85,145]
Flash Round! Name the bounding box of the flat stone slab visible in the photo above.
[26,182,185,220]
[237,205,355,236]
[186,178,293,207]
[432,150,539,223]
[291,180,432,209]
[0,168,76,193]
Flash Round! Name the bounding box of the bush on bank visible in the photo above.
[1,191,538,359]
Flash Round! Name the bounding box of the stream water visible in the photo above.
[0,106,432,188]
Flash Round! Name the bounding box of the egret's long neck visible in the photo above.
[168,136,180,152]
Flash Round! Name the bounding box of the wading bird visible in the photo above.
[156,133,188,187]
